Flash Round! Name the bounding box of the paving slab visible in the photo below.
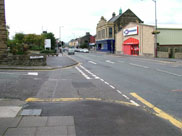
[36,126,67,136]
[67,126,76,136]
[0,106,21,118]
[18,116,47,127]
[5,128,36,136]
[47,116,74,126]
[20,109,42,116]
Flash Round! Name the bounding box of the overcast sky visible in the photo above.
[5,0,182,42]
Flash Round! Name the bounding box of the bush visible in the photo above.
[40,50,56,54]
[10,44,29,55]
[30,45,44,51]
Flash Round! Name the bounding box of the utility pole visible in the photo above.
[152,0,157,57]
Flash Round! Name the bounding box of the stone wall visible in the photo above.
[175,53,182,59]
[0,0,7,59]
[157,51,169,58]
[7,54,47,66]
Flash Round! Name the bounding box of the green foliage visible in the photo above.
[14,33,25,44]
[41,32,56,50]
[10,44,29,55]
[40,50,56,54]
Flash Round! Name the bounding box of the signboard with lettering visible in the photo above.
[123,26,138,36]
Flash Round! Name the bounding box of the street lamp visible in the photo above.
[152,0,157,57]
[59,26,64,42]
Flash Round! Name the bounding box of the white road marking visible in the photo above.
[89,61,97,65]
[130,100,140,106]
[129,63,149,69]
[122,94,130,100]
[79,65,100,79]
[156,69,182,77]
[100,79,104,82]
[118,60,125,63]
[75,66,91,80]
[104,81,109,85]
[116,90,122,94]
[106,60,115,64]
[109,85,115,89]
[28,72,38,76]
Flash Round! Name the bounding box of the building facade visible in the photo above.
[116,22,182,58]
[115,22,155,57]
[96,9,143,53]
[0,0,7,60]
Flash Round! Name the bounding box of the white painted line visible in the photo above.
[129,63,149,69]
[89,61,97,65]
[130,100,140,106]
[122,94,130,100]
[116,90,122,94]
[75,66,91,80]
[28,72,38,76]
[100,79,104,82]
[156,69,182,77]
[118,61,125,63]
[79,65,100,79]
[104,82,109,85]
[106,60,115,64]
[109,85,115,89]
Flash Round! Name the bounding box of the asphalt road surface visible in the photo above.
[0,52,182,135]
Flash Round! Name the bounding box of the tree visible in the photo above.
[42,32,56,50]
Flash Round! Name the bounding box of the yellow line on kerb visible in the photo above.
[130,93,182,129]
[25,97,135,106]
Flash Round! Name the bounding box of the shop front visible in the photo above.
[115,22,155,57]
[123,38,139,56]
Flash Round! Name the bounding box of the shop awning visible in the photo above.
[123,38,139,45]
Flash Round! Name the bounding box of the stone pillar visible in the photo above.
[0,0,7,59]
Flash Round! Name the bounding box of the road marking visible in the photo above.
[88,61,97,65]
[28,72,38,76]
[79,65,100,79]
[123,94,130,100]
[100,79,104,82]
[104,81,109,85]
[106,60,115,64]
[129,63,149,69]
[109,85,115,89]
[75,66,91,80]
[130,100,140,107]
[130,92,182,129]
[25,97,135,106]
[171,89,182,92]
[116,90,122,94]
[156,69,182,77]
[118,60,125,63]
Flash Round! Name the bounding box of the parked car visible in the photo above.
[68,48,75,55]
[81,48,89,53]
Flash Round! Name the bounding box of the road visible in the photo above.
[71,52,182,121]
[0,52,182,135]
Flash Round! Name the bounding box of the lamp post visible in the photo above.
[152,0,157,57]
[59,26,64,42]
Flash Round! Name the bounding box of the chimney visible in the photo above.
[112,12,116,18]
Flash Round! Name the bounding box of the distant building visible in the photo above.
[96,9,143,53]
[115,22,182,58]
[79,32,91,47]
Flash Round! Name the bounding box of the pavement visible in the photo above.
[0,53,78,70]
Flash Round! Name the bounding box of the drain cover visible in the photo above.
[21,109,42,116]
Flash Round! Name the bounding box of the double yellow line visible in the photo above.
[131,93,182,129]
